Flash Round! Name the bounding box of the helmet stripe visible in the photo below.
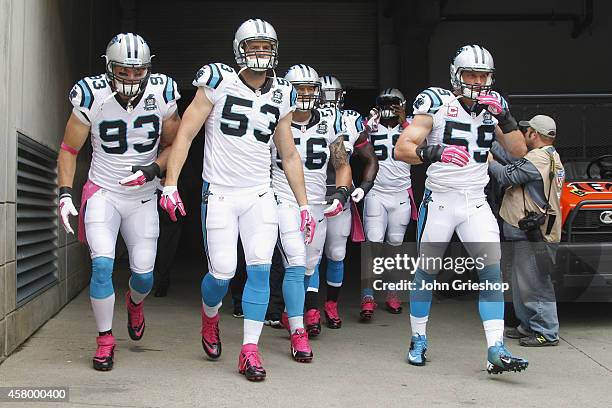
[470,44,478,64]
[133,34,138,59]
[252,19,260,33]
[260,19,267,33]
[126,33,132,58]
[480,46,486,64]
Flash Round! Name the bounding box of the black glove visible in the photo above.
[327,186,350,205]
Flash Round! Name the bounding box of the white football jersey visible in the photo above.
[272,107,347,204]
[412,87,507,192]
[69,73,180,198]
[325,109,364,192]
[193,63,296,188]
[369,123,412,193]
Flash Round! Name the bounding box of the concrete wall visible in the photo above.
[0,0,112,361]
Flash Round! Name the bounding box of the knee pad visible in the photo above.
[90,257,114,299]
[477,264,504,321]
[201,272,230,307]
[280,230,306,267]
[129,242,157,274]
[325,239,347,262]
[326,259,344,286]
[130,271,153,295]
[208,250,237,280]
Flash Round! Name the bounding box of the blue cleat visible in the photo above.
[487,341,529,374]
[407,334,428,366]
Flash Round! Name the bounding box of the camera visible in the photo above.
[518,211,546,242]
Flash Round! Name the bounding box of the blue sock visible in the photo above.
[477,264,504,321]
[90,257,114,299]
[201,272,230,307]
[129,271,153,303]
[326,259,344,286]
[243,264,271,322]
[306,263,320,292]
[362,287,374,298]
[283,266,306,318]
[409,268,435,318]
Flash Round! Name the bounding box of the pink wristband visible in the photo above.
[401,120,410,129]
[354,139,370,149]
[61,142,78,155]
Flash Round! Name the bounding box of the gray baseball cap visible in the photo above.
[518,115,556,138]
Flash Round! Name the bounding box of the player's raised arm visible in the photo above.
[154,110,182,171]
[476,92,527,158]
[57,112,91,234]
[273,112,308,207]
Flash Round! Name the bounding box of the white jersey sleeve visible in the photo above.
[193,63,234,103]
[412,87,456,117]
[154,73,180,119]
[68,75,107,125]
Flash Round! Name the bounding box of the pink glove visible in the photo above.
[363,108,380,133]
[477,94,503,115]
[159,186,186,222]
[324,199,343,218]
[299,205,316,245]
[441,145,470,167]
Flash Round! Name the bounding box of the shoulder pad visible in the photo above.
[69,76,108,110]
[412,87,454,115]
[193,63,235,89]
[149,74,180,103]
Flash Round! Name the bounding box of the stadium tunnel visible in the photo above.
[1,0,611,360]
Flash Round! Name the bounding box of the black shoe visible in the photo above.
[154,282,169,297]
[504,326,530,339]
[519,333,559,347]
[233,303,244,318]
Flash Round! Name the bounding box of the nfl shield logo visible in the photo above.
[447,106,458,117]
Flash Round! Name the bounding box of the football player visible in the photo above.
[57,33,181,371]
[360,88,415,320]
[271,64,352,358]
[305,75,379,331]
[394,44,529,374]
[161,19,311,381]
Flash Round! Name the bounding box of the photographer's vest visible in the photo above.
[500,146,565,243]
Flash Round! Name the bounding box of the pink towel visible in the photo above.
[78,180,102,245]
[350,200,365,243]
[407,187,418,221]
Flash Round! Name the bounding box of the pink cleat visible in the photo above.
[93,334,115,371]
[290,328,313,363]
[125,291,145,340]
[385,292,403,314]
[324,300,342,329]
[238,344,266,381]
[360,295,377,321]
[305,309,321,337]
[201,308,222,360]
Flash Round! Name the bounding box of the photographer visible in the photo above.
[488,115,565,347]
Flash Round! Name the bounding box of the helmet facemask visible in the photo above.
[237,39,278,72]
[376,96,403,119]
[105,60,151,98]
[454,69,494,100]
[294,83,321,111]
[320,88,345,110]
